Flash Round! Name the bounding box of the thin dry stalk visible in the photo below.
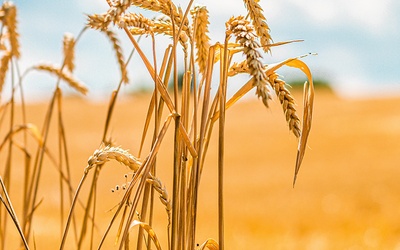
[121,23,197,157]
[217,39,230,250]
[0,177,30,250]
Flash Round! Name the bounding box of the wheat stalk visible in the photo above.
[191,6,210,75]
[34,64,88,95]
[243,0,272,53]
[63,33,75,73]
[226,16,270,107]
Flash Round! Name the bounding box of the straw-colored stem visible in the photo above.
[217,38,230,250]
[122,25,197,158]
[0,177,30,250]
[170,115,181,250]
[60,172,89,250]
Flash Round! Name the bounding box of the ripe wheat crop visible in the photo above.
[0,1,314,249]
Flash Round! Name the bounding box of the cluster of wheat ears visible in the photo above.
[0,0,314,249]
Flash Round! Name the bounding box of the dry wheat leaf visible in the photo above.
[197,238,219,250]
[25,123,44,146]
[0,124,43,151]
[129,220,161,250]
[285,58,314,186]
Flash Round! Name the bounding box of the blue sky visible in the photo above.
[12,0,400,99]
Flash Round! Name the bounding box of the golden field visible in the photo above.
[2,89,400,249]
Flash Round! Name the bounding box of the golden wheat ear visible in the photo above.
[269,73,301,138]
[0,51,12,93]
[226,16,271,108]
[2,2,20,58]
[63,33,75,73]
[191,5,210,75]
[103,29,130,84]
[243,0,272,52]
[34,64,88,95]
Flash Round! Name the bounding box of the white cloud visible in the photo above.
[286,0,397,34]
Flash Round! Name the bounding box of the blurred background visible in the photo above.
[13,0,400,100]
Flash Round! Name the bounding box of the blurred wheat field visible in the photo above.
[4,89,399,249]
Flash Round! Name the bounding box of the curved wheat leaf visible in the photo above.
[198,238,219,250]
[285,59,314,186]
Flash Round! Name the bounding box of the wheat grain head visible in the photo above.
[2,2,20,58]
[243,0,272,53]
[0,51,11,93]
[226,16,271,107]
[86,145,142,174]
[63,33,75,73]
[269,72,301,137]
[103,29,130,84]
[34,64,88,95]
[191,6,210,75]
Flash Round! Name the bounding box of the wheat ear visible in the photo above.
[86,13,111,31]
[34,64,88,95]
[243,0,272,53]
[2,2,20,58]
[191,6,210,75]
[118,13,154,32]
[129,17,189,51]
[269,73,301,137]
[147,175,172,226]
[103,29,129,84]
[226,16,270,107]
[227,60,249,77]
[0,51,11,93]
[63,33,75,73]
[86,146,142,174]
[130,0,190,34]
